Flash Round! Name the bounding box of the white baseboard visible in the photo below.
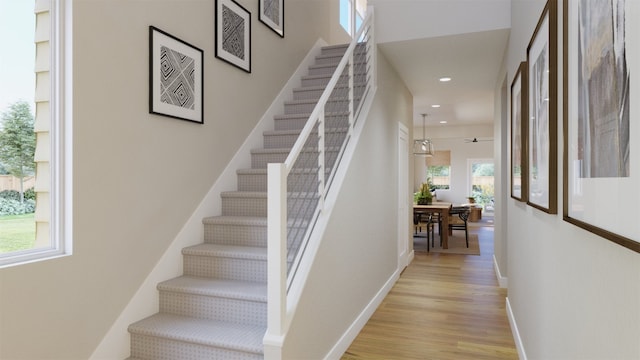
[324,269,400,359]
[493,254,508,288]
[506,297,527,360]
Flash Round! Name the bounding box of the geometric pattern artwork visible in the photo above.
[222,5,246,61]
[149,26,203,123]
[262,0,279,24]
[215,0,251,73]
[160,46,195,110]
[259,0,284,37]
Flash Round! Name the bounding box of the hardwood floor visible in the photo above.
[342,224,517,359]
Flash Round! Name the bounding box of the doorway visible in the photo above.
[468,159,495,216]
[397,123,409,269]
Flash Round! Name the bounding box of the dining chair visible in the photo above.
[448,206,470,247]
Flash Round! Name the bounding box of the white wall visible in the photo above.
[371,0,511,43]
[414,124,494,204]
[505,1,640,359]
[0,0,333,358]
[282,48,413,358]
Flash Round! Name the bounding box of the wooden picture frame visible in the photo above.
[511,61,528,202]
[526,0,558,213]
[149,26,204,124]
[563,0,639,253]
[215,0,251,73]
[259,0,284,37]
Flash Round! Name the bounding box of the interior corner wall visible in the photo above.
[0,0,332,358]
[281,48,413,359]
[505,1,640,359]
[493,65,509,284]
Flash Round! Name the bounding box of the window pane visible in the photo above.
[428,165,450,190]
[340,0,350,34]
[0,1,37,255]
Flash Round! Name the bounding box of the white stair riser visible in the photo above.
[184,255,267,282]
[284,99,350,115]
[251,150,339,169]
[274,114,349,131]
[301,73,367,88]
[308,65,338,76]
[159,292,267,326]
[130,334,262,360]
[263,130,347,149]
[292,87,325,101]
[222,197,267,217]
[221,196,319,217]
[237,173,320,192]
[204,222,267,247]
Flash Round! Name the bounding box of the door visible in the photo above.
[398,123,410,269]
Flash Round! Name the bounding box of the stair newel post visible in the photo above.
[266,163,288,347]
[318,112,326,207]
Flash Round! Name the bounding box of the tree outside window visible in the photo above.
[0,101,36,203]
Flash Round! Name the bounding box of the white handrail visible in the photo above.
[265,10,374,352]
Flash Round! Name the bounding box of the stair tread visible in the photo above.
[158,276,267,302]
[250,146,341,154]
[263,127,349,136]
[202,215,267,226]
[236,168,326,176]
[293,82,365,92]
[273,111,349,120]
[220,191,267,198]
[128,313,265,354]
[183,243,267,260]
[284,98,348,106]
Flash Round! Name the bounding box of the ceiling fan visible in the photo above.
[464,137,493,143]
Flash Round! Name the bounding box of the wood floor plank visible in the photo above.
[342,226,517,359]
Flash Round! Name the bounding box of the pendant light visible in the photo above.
[413,113,435,156]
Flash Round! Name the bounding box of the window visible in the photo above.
[0,0,72,268]
[426,151,451,190]
[340,0,367,37]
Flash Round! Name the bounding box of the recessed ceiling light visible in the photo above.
[431,104,441,108]
[439,121,447,124]
[439,77,452,82]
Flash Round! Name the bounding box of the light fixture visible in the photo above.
[439,76,452,82]
[439,120,447,124]
[431,104,441,108]
[414,113,435,157]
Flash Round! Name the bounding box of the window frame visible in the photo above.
[0,0,72,268]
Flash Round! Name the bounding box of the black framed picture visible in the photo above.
[259,0,284,37]
[526,0,558,214]
[216,0,251,73]
[149,26,204,123]
[563,0,639,253]
[511,62,528,202]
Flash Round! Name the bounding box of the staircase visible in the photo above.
[127,43,367,360]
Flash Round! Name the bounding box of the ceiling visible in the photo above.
[378,29,510,129]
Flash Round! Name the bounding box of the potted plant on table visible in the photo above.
[414,181,433,205]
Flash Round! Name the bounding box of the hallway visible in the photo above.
[342,224,517,359]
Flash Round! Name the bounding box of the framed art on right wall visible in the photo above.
[511,61,528,202]
[527,0,558,214]
[563,0,640,252]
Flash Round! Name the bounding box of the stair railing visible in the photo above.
[265,11,374,347]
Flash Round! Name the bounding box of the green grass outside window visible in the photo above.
[0,213,36,253]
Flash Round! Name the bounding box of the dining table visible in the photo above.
[413,202,453,249]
